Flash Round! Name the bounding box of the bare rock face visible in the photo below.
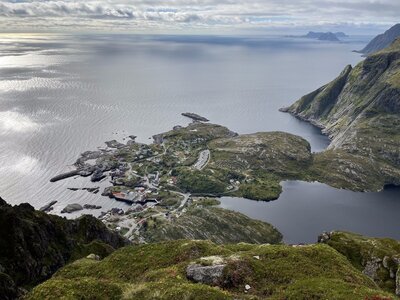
[186,264,226,285]
[362,258,382,280]
[396,267,400,296]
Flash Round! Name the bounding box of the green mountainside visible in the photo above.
[281,38,400,191]
[140,198,282,245]
[0,198,127,299]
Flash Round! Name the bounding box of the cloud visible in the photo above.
[0,0,399,32]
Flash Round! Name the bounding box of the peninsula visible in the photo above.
[281,38,400,191]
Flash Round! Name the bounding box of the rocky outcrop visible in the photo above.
[318,231,400,295]
[0,197,128,299]
[358,23,400,55]
[61,203,83,213]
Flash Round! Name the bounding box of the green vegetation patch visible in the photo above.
[141,201,282,244]
[322,231,400,294]
[28,240,393,300]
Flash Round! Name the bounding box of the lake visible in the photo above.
[0,33,399,241]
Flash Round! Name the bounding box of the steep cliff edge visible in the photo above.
[0,197,128,299]
[281,39,400,191]
[358,24,400,55]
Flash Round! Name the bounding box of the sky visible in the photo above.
[0,0,399,34]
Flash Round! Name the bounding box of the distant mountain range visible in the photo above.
[287,31,348,42]
[357,23,400,55]
[304,31,348,41]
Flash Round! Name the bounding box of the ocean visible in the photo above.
[1,33,398,242]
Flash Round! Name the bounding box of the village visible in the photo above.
[48,114,244,242]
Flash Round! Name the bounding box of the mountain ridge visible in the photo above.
[358,23,400,55]
[281,38,400,191]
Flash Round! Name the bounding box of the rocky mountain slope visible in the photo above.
[28,233,399,299]
[358,24,400,55]
[0,197,128,299]
[140,198,282,245]
[281,39,400,191]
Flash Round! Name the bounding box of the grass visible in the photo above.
[28,240,395,300]
[323,231,400,294]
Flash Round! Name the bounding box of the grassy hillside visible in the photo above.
[28,239,395,300]
[321,231,400,295]
[140,198,282,245]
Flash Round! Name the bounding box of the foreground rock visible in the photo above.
[0,197,128,299]
[186,264,225,285]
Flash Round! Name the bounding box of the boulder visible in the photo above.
[86,254,100,261]
[186,264,226,285]
[61,204,83,214]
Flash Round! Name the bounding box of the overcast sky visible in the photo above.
[0,0,399,34]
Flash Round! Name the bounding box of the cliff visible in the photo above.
[359,23,400,55]
[282,39,400,191]
[0,197,128,299]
